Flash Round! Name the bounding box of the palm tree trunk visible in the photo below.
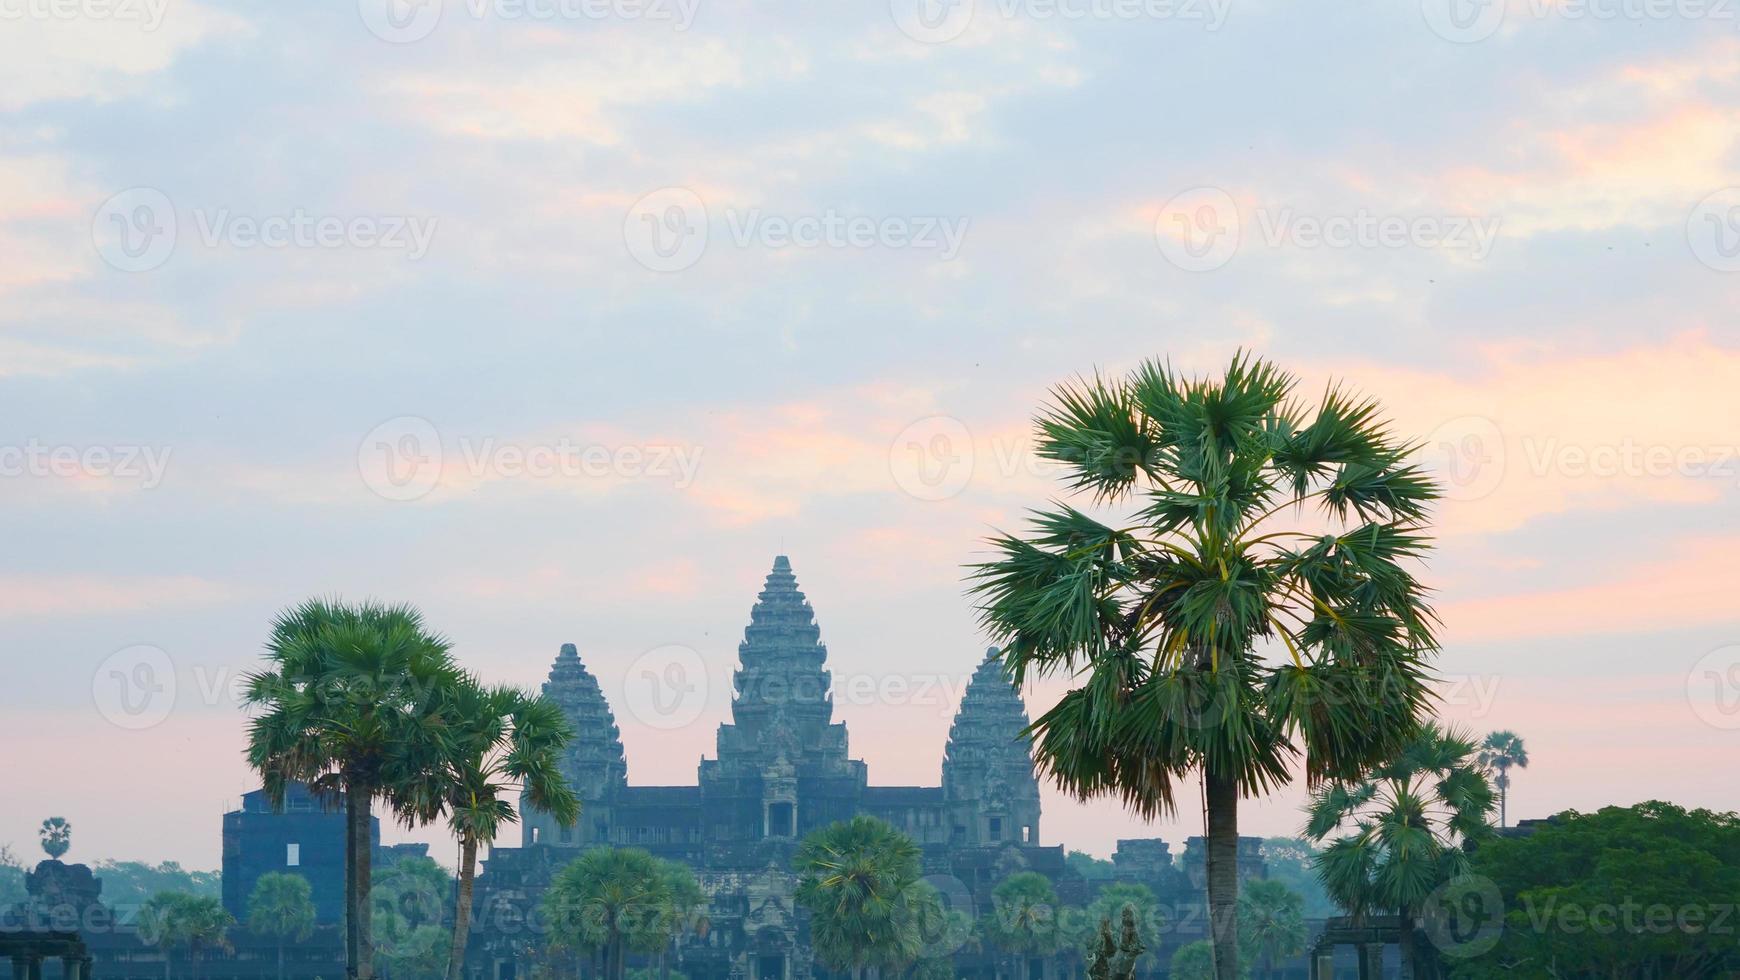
[349,789,375,980]
[1205,769,1241,980]
[445,836,479,980]
[278,940,286,980]
[1398,902,1417,980]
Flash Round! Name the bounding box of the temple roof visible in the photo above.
[943,648,1040,788]
[542,643,628,792]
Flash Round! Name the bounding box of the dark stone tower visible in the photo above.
[701,556,865,848]
[941,648,1042,847]
[522,643,628,848]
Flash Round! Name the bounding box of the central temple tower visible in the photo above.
[700,556,866,848]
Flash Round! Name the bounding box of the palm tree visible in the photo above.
[243,598,463,980]
[542,848,672,980]
[392,676,580,980]
[141,892,234,980]
[653,860,707,980]
[981,872,1061,980]
[247,872,316,980]
[792,816,926,979]
[972,355,1441,980]
[1236,879,1305,979]
[1475,731,1528,829]
[39,818,71,860]
[1305,724,1496,980]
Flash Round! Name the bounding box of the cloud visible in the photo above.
[0,574,236,618]
[0,2,250,110]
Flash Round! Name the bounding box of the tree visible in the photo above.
[654,860,708,980]
[96,861,222,912]
[543,848,673,980]
[792,816,927,979]
[1236,879,1306,979]
[39,818,71,860]
[1255,839,1335,918]
[1474,731,1527,830]
[0,845,27,908]
[972,355,1440,980]
[243,598,463,980]
[393,676,579,980]
[372,856,454,980]
[248,872,317,980]
[1169,940,1239,980]
[140,892,234,980]
[980,872,1061,980]
[1064,851,1116,881]
[1306,724,1494,979]
[1452,801,1740,978]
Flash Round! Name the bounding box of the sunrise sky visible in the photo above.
[3,0,1739,870]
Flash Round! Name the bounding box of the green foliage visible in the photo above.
[248,872,316,942]
[793,816,933,977]
[542,848,698,980]
[1450,801,1740,978]
[1170,939,1249,980]
[97,861,223,914]
[971,355,1443,977]
[1475,730,1528,828]
[980,871,1062,967]
[1255,839,1335,918]
[1236,879,1306,977]
[0,845,29,908]
[1305,723,1495,920]
[140,891,236,962]
[39,817,72,860]
[1065,850,1116,880]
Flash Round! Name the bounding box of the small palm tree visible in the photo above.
[39,818,71,860]
[981,872,1061,980]
[1305,724,1496,980]
[972,355,1441,980]
[793,816,926,979]
[392,676,579,980]
[141,892,234,980]
[1476,731,1528,829]
[654,861,707,980]
[243,598,464,980]
[543,848,672,980]
[1236,879,1305,979]
[248,872,316,980]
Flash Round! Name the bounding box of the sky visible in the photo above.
[3,0,1739,872]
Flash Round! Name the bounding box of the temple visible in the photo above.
[467,556,1262,979]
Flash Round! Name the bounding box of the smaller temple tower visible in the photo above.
[941,649,1042,847]
[521,643,628,848]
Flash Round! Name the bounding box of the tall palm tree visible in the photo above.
[243,598,463,980]
[1475,731,1528,829]
[981,872,1061,980]
[247,872,317,980]
[972,355,1441,980]
[542,848,672,980]
[1236,879,1306,979]
[39,817,71,860]
[792,816,926,979]
[1305,724,1496,980]
[398,676,580,980]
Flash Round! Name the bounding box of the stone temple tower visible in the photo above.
[521,643,627,848]
[700,556,866,847]
[941,648,1042,846]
